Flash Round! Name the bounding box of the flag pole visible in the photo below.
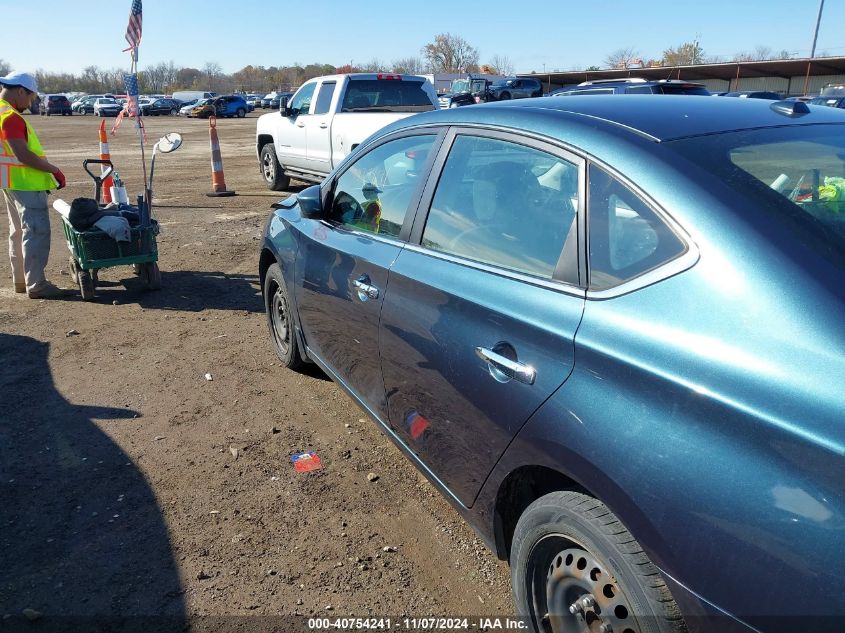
[131,48,150,215]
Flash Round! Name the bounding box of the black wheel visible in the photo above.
[510,491,686,633]
[139,262,162,290]
[237,108,246,118]
[500,91,512,100]
[78,269,95,301]
[170,108,177,115]
[264,263,304,370]
[260,144,290,191]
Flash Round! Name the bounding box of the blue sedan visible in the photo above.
[259,96,845,633]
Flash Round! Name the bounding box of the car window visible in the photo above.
[588,165,686,290]
[314,81,336,115]
[625,86,655,94]
[329,135,436,238]
[341,80,435,113]
[289,82,316,116]
[422,135,579,281]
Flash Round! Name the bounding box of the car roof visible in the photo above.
[394,95,845,142]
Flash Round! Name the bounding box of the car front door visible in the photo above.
[379,130,586,506]
[305,81,337,170]
[294,131,442,418]
[276,82,316,169]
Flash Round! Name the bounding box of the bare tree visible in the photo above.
[753,46,773,61]
[488,55,514,75]
[392,57,426,74]
[604,47,641,69]
[203,62,223,91]
[422,33,479,73]
[0,59,11,76]
[360,58,388,73]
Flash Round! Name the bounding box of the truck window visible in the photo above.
[341,80,435,113]
[289,83,316,116]
[314,82,336,115]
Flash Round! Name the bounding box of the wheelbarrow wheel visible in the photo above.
[140,262,162,290]
[78,269,96,301]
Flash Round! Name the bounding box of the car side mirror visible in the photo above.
[279,96,291,116]
[297,185,323,219]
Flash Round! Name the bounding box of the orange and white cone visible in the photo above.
[98,120,114,204]
[206,116,235,197]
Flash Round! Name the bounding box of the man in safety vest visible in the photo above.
[0,71,67,298]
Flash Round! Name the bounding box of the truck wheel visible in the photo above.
[511,491,686,633]
[260,145,290,191]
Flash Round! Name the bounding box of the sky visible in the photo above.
[2,0,844,76]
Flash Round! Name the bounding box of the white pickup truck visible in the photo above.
[256,73,439,190]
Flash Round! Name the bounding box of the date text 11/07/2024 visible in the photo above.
[307,617,529,630]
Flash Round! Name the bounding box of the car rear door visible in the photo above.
[294,130,443,419]
[379,129,586,507]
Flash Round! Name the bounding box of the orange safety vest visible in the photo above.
[0,99,57,191]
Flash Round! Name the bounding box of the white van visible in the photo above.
[171,91,217,104]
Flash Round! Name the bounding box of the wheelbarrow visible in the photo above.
[54,133,182,301]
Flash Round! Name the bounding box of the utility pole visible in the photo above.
[803,0,825,94]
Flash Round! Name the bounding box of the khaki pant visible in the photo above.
[4,189,50,292]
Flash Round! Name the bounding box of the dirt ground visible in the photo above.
[0,111,514,631]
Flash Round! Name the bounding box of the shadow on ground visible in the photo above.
[0,334,185,632]
[68,270,264,313]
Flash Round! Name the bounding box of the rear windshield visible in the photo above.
[341,80,435,113]
[669,125,845,262]
[656,85,710,95]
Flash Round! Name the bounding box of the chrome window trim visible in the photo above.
[317,219,407,247]
[402,243,586,299]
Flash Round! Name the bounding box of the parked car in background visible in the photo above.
[93,97,122,117]
[554,77,711,96]
[179,98,202,116]
[256,73,439,189]
[268,92,293,110]
[171,90,216,104]
[720,90,781,100]
[75,94,116,114]
[810,95,845,109]
[41,94,72,116]
[246,94,262,108]
[259,95,845,633]
[191,95,249,119]
[141,98,181,116]
[261,92,280,108]
[486,76,543,100]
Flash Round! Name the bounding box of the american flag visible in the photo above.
[112,72,145,141]
[125,0,143,50]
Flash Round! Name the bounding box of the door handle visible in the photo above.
[475,347,536,385]
[352,276,379,301]
[296,122,305,128]
[319,123,328,129]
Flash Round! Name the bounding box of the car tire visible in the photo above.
[260,144,290,191]
[264,263,304,370]
[510,491,686,633]
[500,91,512,100]
[170,108,177,115]
[237,108,246,118]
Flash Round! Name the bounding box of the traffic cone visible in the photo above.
[98,120,114,204]
[206,116,235,197]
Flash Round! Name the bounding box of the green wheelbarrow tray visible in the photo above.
[61,215,160,270]
[60,215,161,301]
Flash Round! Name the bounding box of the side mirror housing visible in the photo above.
[279,96,291,116]
[297,185,324,219]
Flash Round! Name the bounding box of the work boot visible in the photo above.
[27,281,73,299]
[14,282,26,293]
